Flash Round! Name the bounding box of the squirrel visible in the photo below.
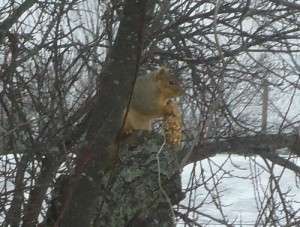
[107,67,182,170]
[123,67,182,134]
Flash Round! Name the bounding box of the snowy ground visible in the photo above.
[178,154,300,226]
[1,154,299,226]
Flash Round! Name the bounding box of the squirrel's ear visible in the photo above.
[155,67,168,81]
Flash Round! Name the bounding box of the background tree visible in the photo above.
[0,0,300,226]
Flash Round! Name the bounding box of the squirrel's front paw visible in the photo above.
[123,127,134,135]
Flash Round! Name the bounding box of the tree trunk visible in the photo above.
[52,0,147,226]
[93,132,183,227]
[44,132,183,226]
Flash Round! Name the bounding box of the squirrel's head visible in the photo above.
[154,67,183,98]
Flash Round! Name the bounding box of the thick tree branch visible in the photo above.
[260,151,300,174]
[4,155,29,227]
[55,0,147,226]
[184,134,300,173]
[0,0,37,44]
[22,151,64,227]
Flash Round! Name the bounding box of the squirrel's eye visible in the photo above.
[169,80,175,86]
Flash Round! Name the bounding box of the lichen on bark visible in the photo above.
[92,132,184,227]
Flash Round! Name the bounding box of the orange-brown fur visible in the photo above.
[123,67,182,134]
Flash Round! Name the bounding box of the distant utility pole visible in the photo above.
[261,80,268,134]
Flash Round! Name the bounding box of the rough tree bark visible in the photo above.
[93,132,183,227]
[45,132,183,227]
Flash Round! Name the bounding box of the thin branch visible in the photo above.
[268,0,300,10]
[157,141,176,220]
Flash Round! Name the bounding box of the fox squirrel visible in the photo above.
[107,67,182,170]
[123,67,182,134]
